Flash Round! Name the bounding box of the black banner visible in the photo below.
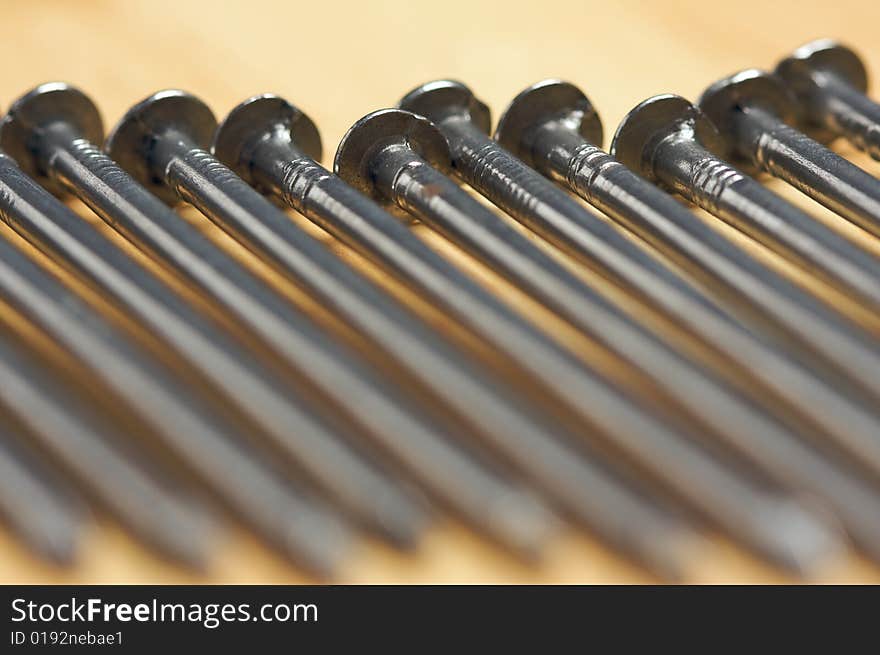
[0,585,872,649]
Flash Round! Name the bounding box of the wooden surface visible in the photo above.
[2,0,880,583]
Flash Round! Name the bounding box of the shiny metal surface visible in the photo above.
[775,39,876,153]
[0,416,85,564]
[699,69,880,238]
[334,107,880,562]
[0,233,351,576]
[505,80,879,365]
[207,94,840,573]
[0,84,430,549]
[396,80,880,489]
[498,81,880,405]
[611,94,880,401]
[107,91,713,580]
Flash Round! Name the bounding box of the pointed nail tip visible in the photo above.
[639,528,703,583]
[369,487,433,551]
[151,500,223,570]
[487,489,560,561]
[281,512,355,580]
[852,539,880,568]
[165,534,214,571]
[754,500,847,578]
[641,559,686,584]
[377,510,432,552]
[37,531,82,567]
[22,509,87,566]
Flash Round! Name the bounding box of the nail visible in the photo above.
[0,84,429,549]
[334,107,880,563]
[105,92,701,578]
[96,92,576,556]
[398,81,731,312]
[699,69,880,239]
[398,80,880,483]
[10,87,572,556]
[611,93,880,404]
[0,330,219,567]
[776,39,880,164]
[496,80,880,406]
[0,417,86,565]
[214,95,837,572]
[0,233,352,576]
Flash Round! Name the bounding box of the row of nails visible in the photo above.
[0,37,878,580]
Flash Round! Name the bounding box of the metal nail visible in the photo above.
[210,93,836,572]
[104,91,702,579]
[0,85,429,548]
[334,107,880,562]
[395,80,880,483]
[398,80,731,312]
[5,86,557,558]
[611,93,880,403]
[495,80,880,407]
[0,330,217,566]
[0,416,86,565]
[0,233,352,576]
[776,39,880,164]
[699,69,880,239]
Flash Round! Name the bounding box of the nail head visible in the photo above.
[213,94,323,185]
[0,82,104,197]
[334,108,451,202]
[775,40,868,144]
[698,70,799,172]
[494,80,604,166]
[610,94,725,183]
[398,80,492,135]
[105,90,216,204]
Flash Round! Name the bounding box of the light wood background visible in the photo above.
[1,0,880,583]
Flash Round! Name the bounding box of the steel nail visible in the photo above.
[776,39,880,164]
[0,86,428,548]
[611,93,880,404]
[333,107,880,562]
[212,94,839,572]
[393,81,880,483]
[104,91,702,578]
[496,80,880,407]
[31,86,568,562]
[0,417,86,565]
[0,233,352,576]
[398,80,730,314]
[699,69,880,239]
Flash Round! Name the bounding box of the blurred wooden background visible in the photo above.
[1,0,880,583]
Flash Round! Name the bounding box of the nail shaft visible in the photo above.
[105,92,703,579]
[0,417,85,565]
[660,116,880,308]
[739,105,880,243]
[700,69,880,239]
[0,134,424,548]
[499,82,880,408]
[333,108,880,561]
[399,82,730,314]
[398,81,880,486]
[776,40,880,164]
[0,330,216,566]
[0,232,351,575]
[812,76,880,161]
[41,141,546,554]
[205,96,839,571]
